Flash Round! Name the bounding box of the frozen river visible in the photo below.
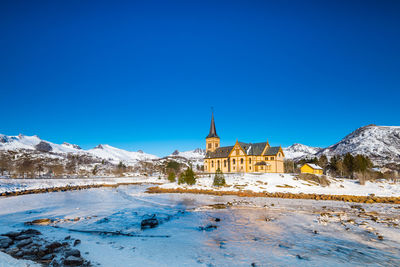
[0,184,399,266]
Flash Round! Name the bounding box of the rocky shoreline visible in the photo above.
[0,182,161,198]
[0,229,89,266]
[146,187,400,204]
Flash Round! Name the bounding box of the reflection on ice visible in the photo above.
[0,184,399,266]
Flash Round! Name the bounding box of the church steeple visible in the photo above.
[206,111,219,138]
[206,110,220,153]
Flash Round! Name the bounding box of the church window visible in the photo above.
[217,160,220,169]
[215,144,218,148]
[271,157,275,160]
[265,157,267,160]
[211,161,214,167]
[233,159,236,165]
[249,158,252,164]
[224,160,227,167]
[208,143,212,149]
[240,158,244,164]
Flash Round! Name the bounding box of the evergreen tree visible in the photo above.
[178,167,196,185]
[318,155,328,169]
[213,168,226,186]
[168,172,176,182]
[343,153,355,178]
[354,155,372,173]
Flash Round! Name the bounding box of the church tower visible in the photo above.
[206,111,220,152]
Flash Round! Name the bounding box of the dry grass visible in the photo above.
[276,184,295,188]
[298,173,331,187]
[146,187,400,204]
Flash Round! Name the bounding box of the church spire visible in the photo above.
[206,110,219,139]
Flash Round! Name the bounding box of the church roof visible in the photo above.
[206,112,219,138]
[205,142,282,159]
[205,146,233,158]
[239,142,268,156]
[264,146,281,156]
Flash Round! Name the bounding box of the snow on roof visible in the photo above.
[305,163,323,170]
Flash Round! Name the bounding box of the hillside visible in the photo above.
[283,143,322,160]
[318,125,400,164]
[0,134,158,166]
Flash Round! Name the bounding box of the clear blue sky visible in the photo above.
[1,0,399,156]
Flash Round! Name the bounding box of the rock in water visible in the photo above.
[141,215,159,229]
[0,236,13,248]
[64,249,81,257]
[63,255,84,266]
[26,218,53,226]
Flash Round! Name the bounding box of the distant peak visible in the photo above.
[94,144,104,149]
[62,142,82,150]
[172,150,179,155]
[137,150,143,153]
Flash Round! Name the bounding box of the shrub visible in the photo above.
[178,167,196,185]
[168,172,176,182]
[213,168,226,187]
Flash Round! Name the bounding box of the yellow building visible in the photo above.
[204,112,285,173]
[300,163,323,175]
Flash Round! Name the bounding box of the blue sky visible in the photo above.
[1,0,399,156]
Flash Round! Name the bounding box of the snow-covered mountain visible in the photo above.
[169,148,205,160]
[2,124,400,169]
[0,134,84,154]
[0,134,158,166]
[318,125,400,164]
[283,143,322,160]
[87,144,158,165]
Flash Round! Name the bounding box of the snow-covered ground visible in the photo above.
[0,185,399,266]
[1,173,399,197]
[160,173,400,197]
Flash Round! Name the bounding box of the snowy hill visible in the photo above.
[0,134,158,166]
[169,148,205,160]
[87,144,158,165]
[318,125,400,164]
[283,143,322,160]
[0,134,84,154]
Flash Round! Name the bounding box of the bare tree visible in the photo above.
[0,154,10,176]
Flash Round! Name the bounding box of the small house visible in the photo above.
[301,163,323,175]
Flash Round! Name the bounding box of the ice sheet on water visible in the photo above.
[0,185,399,266]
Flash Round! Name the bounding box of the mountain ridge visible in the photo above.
[1,124,400,166]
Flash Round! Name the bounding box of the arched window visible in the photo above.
[208,143,212,149]
[249,158,252,164]
[240,158,244,164]
[224,160,227,167]
[217,160,220,169]
[211,161,214,167]
[233,159,236,165]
